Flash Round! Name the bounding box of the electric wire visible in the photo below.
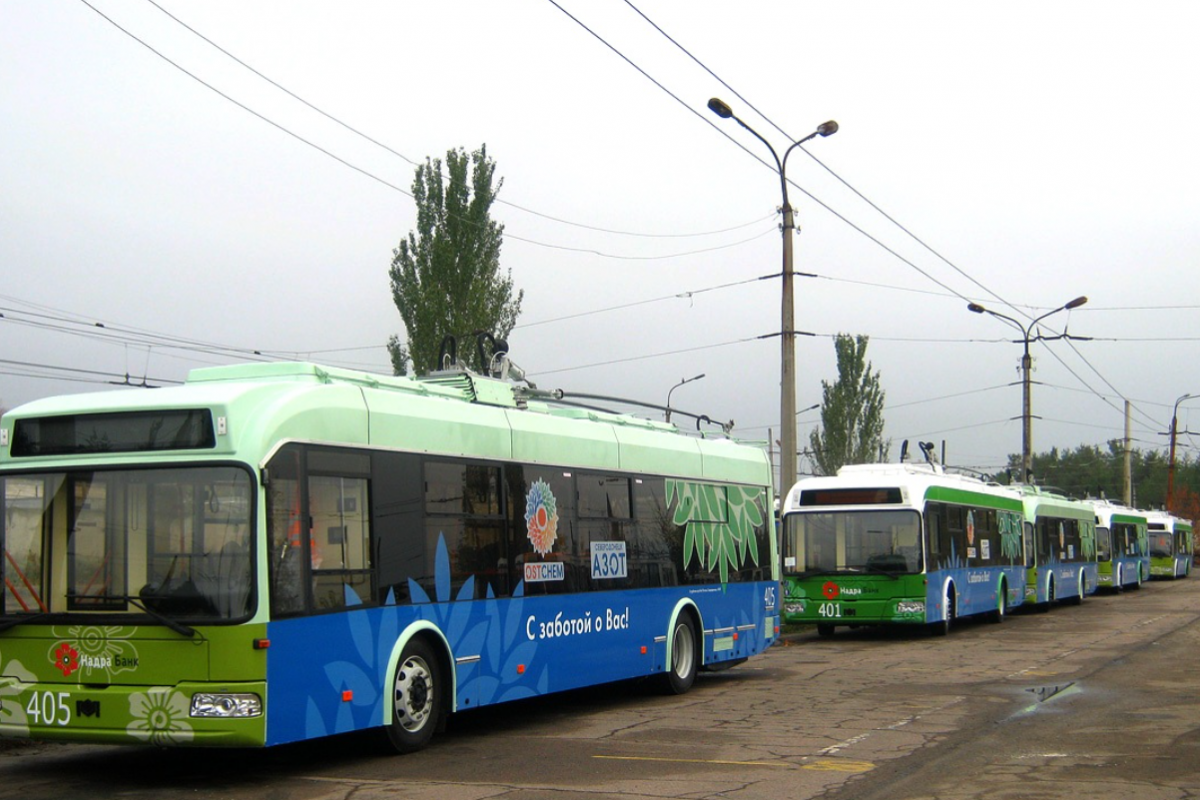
[141,0,775,242]
[81,0,772,263]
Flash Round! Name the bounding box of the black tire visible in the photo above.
[659,614,698,695]
[383,638,442,754]
[816,623,835,637]
[1067,572,1085,605]
[929,584,952,636]
[1037,576,1054,613]
[990,581,1007,623]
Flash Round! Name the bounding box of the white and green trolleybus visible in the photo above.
[1092,500,1149,592]
[780,462,1026,636]
[1145,510,1194,579]
[1014,485,1098,608]
[0,362,778,751]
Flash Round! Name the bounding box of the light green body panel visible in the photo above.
[0,624,267,746]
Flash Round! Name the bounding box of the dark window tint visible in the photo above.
[13,410,215,456]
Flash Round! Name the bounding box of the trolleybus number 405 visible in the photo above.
[24,691,72,726]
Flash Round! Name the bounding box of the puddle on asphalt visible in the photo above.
[1007,681,1082,719]
[1027,682,1077,703]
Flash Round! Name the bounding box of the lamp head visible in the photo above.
[816,120,839,137]
[1064,295,1088,310]
[707,98,733,119]
[967,303,986,314]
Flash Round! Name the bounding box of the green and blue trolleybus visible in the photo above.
[1145,510,1193,579]
[1014,485,1098,608]
[1,362,778,751]
[1092,500,1149,592]
[780,462,1026,636]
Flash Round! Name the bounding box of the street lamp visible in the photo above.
[708,97,837,495]
[967,295,1088,481]
[665,373,705,423]
[1167,392,1194,510]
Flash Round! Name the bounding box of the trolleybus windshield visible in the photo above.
[785,509,922,577]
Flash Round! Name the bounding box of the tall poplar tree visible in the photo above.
[387,145,523,375]
[809,334,888,475]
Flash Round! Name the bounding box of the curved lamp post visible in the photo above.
[708,97,837,494]
[1167,392,1194,509]
[665,373,705,423]
[967,295,1088,481]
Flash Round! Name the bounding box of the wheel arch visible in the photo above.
[381,621,455,726]
[667,598,704,669]
[940,575,956,622]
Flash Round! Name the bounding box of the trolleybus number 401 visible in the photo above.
[818,603,855,618]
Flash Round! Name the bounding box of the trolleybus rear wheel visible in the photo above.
[990,581,1007,623]
[659,614,698,695]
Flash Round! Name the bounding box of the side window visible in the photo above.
[509,466,578,595]
[578,474,632,520]
[265,445,375,616]
[373,451,423,605]
[309,471,372,609]
[266,445,306,617]
[579,474,633,592]
[632,477,682,588]
[1096,527,1112,562]
[423,461,507,601]
[926,503,942,560]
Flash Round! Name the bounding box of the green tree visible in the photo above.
[387,145,523,375]
[989,444,1200,512]
[808,334,888,476]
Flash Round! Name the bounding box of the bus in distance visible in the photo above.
[1145,511,1194,579]
[0,361,778,752]
[1014,485,1098,608]
[1092,500,1149,592]
[780,462,1026,636]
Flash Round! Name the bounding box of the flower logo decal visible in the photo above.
[47,626,140,683]
[823,581,840,600]
[127,688,194,745]
[524,479,559,556]
[53,642,79,678]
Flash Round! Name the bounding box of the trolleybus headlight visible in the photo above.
[896,601,925,615]
[190,693,263,718]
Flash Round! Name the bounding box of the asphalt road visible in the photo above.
[2,575,1199,799]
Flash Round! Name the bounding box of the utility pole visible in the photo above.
[1123,400,1132,506]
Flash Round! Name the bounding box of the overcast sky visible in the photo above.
[3,1,1198,485]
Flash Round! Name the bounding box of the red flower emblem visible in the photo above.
[54,642,80,677]
[823,581,840,600]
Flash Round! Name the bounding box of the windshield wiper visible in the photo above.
[864,564,903,579]
[2,599,199,638]
[123,596,198,638]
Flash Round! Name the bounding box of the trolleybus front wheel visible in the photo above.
[384,638,442,754]
[929,584,954,636]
